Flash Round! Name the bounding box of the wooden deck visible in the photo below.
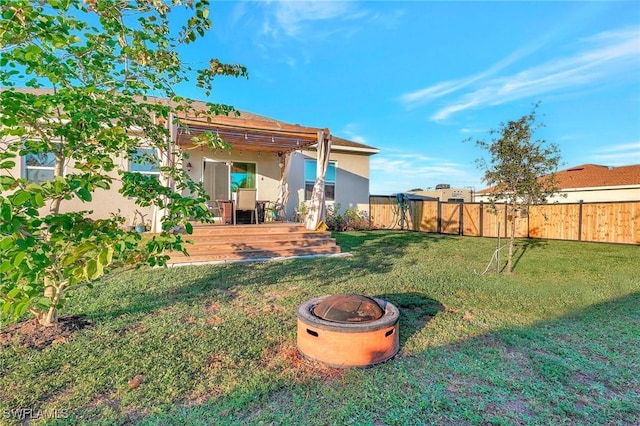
[167,222,342,265]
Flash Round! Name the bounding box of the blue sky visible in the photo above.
[174,1,640,195]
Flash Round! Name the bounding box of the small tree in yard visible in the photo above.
[471,104,562,274]
[0,0,247,326]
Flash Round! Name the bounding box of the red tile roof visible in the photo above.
[477,163,640,194]
[554,164,640,189]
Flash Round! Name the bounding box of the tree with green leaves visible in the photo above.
[0,0,247,325]
[471,104,562,274]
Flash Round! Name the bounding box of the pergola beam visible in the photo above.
[177,116,327,153]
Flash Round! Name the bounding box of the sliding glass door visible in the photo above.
[203,160,256,201]
[203,160,230,201]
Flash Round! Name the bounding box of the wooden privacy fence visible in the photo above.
[369,195,640,245]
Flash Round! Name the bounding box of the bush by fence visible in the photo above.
[369,196,640,245]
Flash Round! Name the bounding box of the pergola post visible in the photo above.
[305,130,332,230]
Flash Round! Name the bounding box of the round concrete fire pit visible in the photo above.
[296,294,400,368]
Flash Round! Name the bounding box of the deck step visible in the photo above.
[183,232,331,244]
[169,246,342,263]
[167,223,341,264]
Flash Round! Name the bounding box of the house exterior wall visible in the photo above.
[475,185,640,203]
[1,143,153,227]
[183,148,283,202]
[2,143,374,225]
[286,148,372,219]
[546,186,640,203]
[3,124,377,227]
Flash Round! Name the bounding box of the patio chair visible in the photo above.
[234,188,258,224]
[206,200,224,223]
[265,185,289,222]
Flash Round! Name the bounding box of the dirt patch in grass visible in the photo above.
[261,341,346,384]
[0,315,93,350]
[488,393,534,419]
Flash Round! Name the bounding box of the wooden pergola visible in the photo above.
[176,114,327,154]
[173,113,332,230]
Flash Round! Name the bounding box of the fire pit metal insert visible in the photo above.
[313,294,384,323]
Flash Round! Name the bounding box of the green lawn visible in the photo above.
[1,232,639,425]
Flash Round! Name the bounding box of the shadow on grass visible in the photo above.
[334,230,453,254]
[511,238,548,271]
[131,292,640,425]
[376,292,444,347]
[334,230,455,270]
[87,231,450,322]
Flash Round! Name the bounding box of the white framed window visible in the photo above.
[24,152,56,183]
[304,160,336,201]
[130,148,160,176]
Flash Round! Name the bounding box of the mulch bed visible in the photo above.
[0,315,93,351]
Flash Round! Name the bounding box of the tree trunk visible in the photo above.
[39,305,58,326]
[39,282,64,326]
[506,203,517,274]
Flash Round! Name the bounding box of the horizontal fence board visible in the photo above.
[405,200,420,231]
[418,200,438,233]
[440,203,461,235]
[581,202,639,244]
[369,196,401,230]
[529,204,581,241]
[463,204,481,236]
[369,197,639,245]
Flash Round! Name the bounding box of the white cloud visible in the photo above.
[261,1,364,38]
[256,1,406,42]
[399,36,550,109]
[460,127,485,134]
[399,26,640,122]
[594,142,640,153]
[369,152,481,194]
[588,142,640,165]
[340,123,368,144]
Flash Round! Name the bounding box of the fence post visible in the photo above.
[479,201,483,237]
[459,202,464,235]
[578,200,583,241]
[437,200,442,234]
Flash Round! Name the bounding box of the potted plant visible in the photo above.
[296,202,308,223]
[133,209,148,233]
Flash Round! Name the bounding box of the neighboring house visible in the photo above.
[4,91,379,227]
[475,164,640,203]
[407,185,473,202]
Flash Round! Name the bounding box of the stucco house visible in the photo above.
[476,163,640,203]
[4,91,379,229]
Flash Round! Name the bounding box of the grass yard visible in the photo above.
[1,232,639,425]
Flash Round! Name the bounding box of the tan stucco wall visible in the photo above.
[182,148,283,202]
[475,186,640,203]
[288,148,372,217]
[2,140,375,224]
[546,186,640,203]
[0,142,152,226]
